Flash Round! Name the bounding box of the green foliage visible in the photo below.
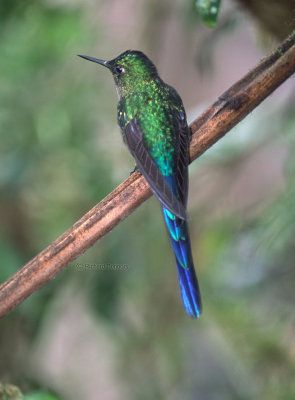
[0,0,114,337]
[23,392,60,400]
[0,383,60,400]
[194,0,222,28]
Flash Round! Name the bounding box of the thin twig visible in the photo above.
[1,33,295,318]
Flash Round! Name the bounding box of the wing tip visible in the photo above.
[165,200,187,221]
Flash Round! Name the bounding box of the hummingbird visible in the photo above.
[78,50,202,318]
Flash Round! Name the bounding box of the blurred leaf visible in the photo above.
[194,0,222,28]
[0,382,22,399]
[23,392,60,400]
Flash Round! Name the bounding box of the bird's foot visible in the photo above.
[130,165,139,175]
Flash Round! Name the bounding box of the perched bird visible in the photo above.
[78,50,202,318]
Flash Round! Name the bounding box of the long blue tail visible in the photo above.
[162,206,202,318]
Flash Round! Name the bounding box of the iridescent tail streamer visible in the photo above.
[162,206,202,318]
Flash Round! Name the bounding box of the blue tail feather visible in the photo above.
[162,206,202,318]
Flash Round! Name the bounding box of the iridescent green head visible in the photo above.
[78,50,159,97]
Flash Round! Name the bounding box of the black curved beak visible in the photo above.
[78,54,109,68]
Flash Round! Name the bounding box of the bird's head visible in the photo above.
[78,50,159,97]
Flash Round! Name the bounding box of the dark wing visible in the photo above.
[175,111,190,208]
[124,117,187,220]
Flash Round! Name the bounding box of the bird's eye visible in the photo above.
[115,65,125,75]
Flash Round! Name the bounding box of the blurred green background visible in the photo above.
[1,0,295,399]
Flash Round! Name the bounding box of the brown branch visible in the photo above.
[1,33,295,319]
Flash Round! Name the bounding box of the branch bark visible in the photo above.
[1,33,295,319]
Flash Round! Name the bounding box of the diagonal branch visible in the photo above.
[1,33,295,318]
